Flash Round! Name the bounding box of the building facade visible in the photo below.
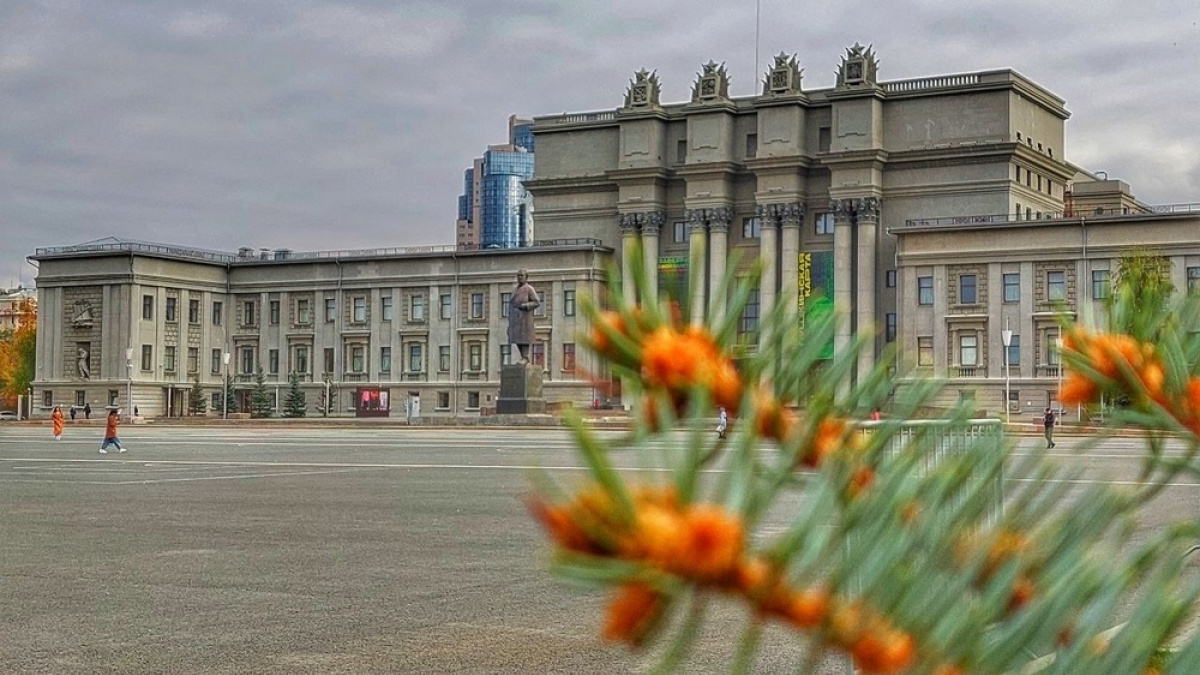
[457,115,535,250]
[30,240,611,418]
[0,286,36,331]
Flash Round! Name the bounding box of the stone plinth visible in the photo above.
[496,364,546,415]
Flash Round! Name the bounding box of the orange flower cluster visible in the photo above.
[955,528,1037,613]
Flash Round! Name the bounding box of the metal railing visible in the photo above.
[884,73,980,93]
[904,202,1200,228]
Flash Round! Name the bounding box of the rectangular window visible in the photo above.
[741,217,761,239]
[165,297,177,322]
[959,274,977,305]
[815,212,834,235]
[410,295,425,322]
[1007,334,1021,367]
[297,299,312,325]
[960,334,978,367]
[108,390,119,407]
[211,348,221,374]
[408,344,423,372]
[1047,330,1061,366]
[188,299,200,324]
[350,346,365,373]
[468,343,482,371]
[141,345,152,371]
[269,300,280,325]
[440,293,452,319]
[530,343,545,368]
[467,391,481,409]
[1188,266,1200,294]
[381,296,394,321]
[917,336,933,367]
[885,270,896,288]
[75,390,85,407]
[42,390,52,408]
[673,221,686,243]
[739,287,760,337]
[323,347,335,374]
[240,347,254,375]
[164,346,176,372]
[562,343,576,373]
[142,295,154,320]
[439,345,450,372]
[294,346,309,375]
[268,349,279,374]
[885,313,896,342]
[745,133,757,159]
[324,298,336,322]
[563,290,576,317]
[918,276,934,305]
[471,293,484,319]
[352,297,366,323]
[1003,273,1020,303]
[501,292,511,318]
[437,391,450,409]
[380,346,392,373]
[242,300,256,327]
[676,139,686,163]
[188,347,199,374]
[1092,269,1110,300]
[1047,270,1066,301]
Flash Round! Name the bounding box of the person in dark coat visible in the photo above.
[84,403,91,419]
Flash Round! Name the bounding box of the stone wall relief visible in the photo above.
[836,43,880,89]
[762,53,803,96]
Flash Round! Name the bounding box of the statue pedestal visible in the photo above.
[497,364,546,415]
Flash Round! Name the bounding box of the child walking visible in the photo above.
[99,408,126,454]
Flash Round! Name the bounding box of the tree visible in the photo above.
[1110,247,1175,343]
[249,366,273,418]
[214,373,238,415]
[0,299,37,408]
[282,371,306,418]
[187,375,208,415]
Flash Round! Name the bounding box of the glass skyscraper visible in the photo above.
[456,116,534,249]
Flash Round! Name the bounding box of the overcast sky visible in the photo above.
[3,0,1199,287]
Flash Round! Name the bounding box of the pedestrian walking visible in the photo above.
[716,407,728,439]
[99,408,126,454]
[84,403,91,419]
[1043,407,1056,448]
[70,406,77,421]
[51,406,64,441]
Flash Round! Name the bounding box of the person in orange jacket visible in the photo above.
[51,406,64,441]
[99,408,126,454]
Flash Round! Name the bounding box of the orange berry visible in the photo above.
[526,497,598,554]
[781,586,830,629]
[1008,575,1035,612]
[590,311,626,356]
[677,503,744,581]
[602,582,666,646]
[1139,361,1166,401]
[852,629,916,674]
[1059,372,1099,406]
[847,466,876,499]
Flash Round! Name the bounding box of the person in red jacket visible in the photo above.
[99,408,126,454]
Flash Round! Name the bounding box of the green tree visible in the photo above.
[249,366,273,418]
[282,371,306,418]
[1110,247,1175,343]
[214,373,238,415]
[187,374,208,415]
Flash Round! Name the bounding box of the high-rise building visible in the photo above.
[456,115,535,249]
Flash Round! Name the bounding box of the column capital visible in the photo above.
[617,212,641,235]
[685,207,732,233]
[853,196,881,222]
[756,201,805,228]
[831,198,855,222]
[642,211,664,236]
[618,210,664,235]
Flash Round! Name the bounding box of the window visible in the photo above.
[1047,330,1061,366]
[1091,269,1110,300]
[410,295,425,322]
[673,221,687,243]
[408,344,423,372]
[467,391,481,409]
[211,348,221,374]
[352,297,366,323]
[381,296,394,321]
[959,274,977,305]
[534,298,546,318]
[1003,273,1020,303]
[917,337,933,366]
[1188,266,1200,294]
[188,299,200,324]
[212,301,223,326]
[240,347,254,375]
[294,346,309,375]
[165,297,177,322]
[918,276,934,305]
[501,292,511,318]
[141,345,152,371]
[440,293,452,319]
[471,293,484,319]
[268,349,279,374]
[1006,334,1020,367]
[211,393,221,410]
[42,390,52,408]
[885,270,896,288]
[164,346,176,372]
[323,347,335,374]
[885,313,896,342]
[676,139,686,163]
[739,287,760,337]
[1047,271,1066,301]
[741,217,761,239]
[297,299,312,325]
[380,346,392,373]
[530,343,545,368]
[75,390,85,407]
[141,294,153,320]
[350,345,365,373]
[108,390,119,407]
[959,334,978,367]
[563,343,576,373]
[437,391,450,409]
[564,290,576,317]
[188,347,199,374]
[468,343,482,371]
[269,300,280,325]
[242,300,256,327]
[815,212,834,235]
[439,346,450,372]
[324,298,336,322]
[745,133,757,159]
[500,344,511,366]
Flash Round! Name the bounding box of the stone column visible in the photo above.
[832,199,855,368]
[854,197,881,384]
[778,204,804,325]
[641,212,663,304]
[707,207,732,324]
[618,213,641,307]
[685,210,709,325]
[756,204,780,329]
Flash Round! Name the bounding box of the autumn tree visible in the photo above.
[0,299,37,408]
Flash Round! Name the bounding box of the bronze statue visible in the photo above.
[507,269,540,363]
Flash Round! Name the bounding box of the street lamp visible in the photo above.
[1001,320,1013,425]
[222,351,231,419]
[125,347,134,423]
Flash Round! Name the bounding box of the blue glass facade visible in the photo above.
[481,149,534,248]
[511,123,534,152]
[458,169,473,222]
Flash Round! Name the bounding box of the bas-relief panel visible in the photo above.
[62,286,103,381]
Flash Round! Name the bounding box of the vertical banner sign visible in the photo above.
[798,250,834,359]
[658,256,689,309]
[797,252,812,329]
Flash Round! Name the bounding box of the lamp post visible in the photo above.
[1001,320,1013,425]
[125,347,134,423]
[1055,336,1064,418]
[222,351,231,419]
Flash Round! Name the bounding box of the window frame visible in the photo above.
[918,276,934,306]
[1091,269,1111,300]
[1047,270,1067,302]
[959,274,978,305]
[815,212,834,235]
[1003,273,1020,303]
